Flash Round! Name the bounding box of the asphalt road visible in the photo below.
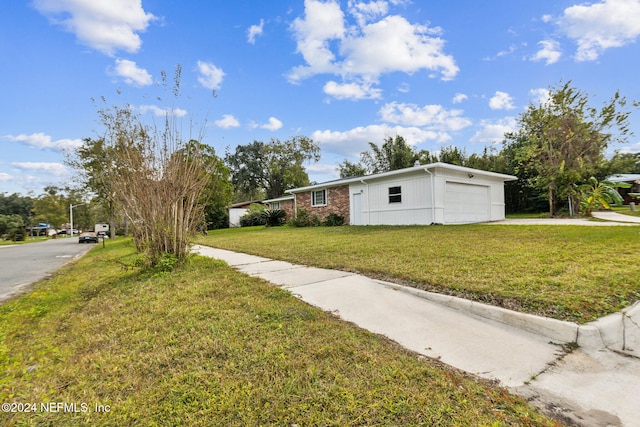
[0,237,95,303]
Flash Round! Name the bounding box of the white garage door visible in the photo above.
[444,182,490,224]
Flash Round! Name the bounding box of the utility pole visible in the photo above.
[70,203,85,237]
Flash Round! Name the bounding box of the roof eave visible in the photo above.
[287,163,517,193]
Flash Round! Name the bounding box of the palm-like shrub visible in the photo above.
[578,177,629,215]
[262,209,286,227]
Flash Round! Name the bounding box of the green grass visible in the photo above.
[198,225,640,323]
[0,239,558,426]
[610,206,640,218]
[505,212,550,219]
[0,236,49,246]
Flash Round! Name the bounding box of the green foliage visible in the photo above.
[578,177,629,215]
[288,208,321,227]
[322,213,345,226]
[503,81,637,216]
[0,214,25,239]
[153,253,180,274]
[225,136,320,201]
[337,159,367,178]
[361,135,417,174]
[65,137,118,237]
[0,193,34,223]
[183,140,233,230]
[32,186,94,230]
[240,204,268,227]
[239,211,267,227]
[601,151,640,176]
[262,209,286,227]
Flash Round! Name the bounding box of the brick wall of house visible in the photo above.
[295,185,350,223]
[280,199,295,220]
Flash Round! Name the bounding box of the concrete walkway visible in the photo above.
[192,245,640,427]
[490,213,640,226]
[591,211,640,223]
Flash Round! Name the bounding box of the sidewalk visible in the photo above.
[591,211,640,223]
[193,245,640,426]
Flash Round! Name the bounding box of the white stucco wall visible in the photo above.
[228,208,248,228]
[348,167,508,225]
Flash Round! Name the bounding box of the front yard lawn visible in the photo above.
[199,224,640,323]
[0,239,558,426]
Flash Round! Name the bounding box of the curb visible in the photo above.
[589,301,640,357]
[374,279,609,349]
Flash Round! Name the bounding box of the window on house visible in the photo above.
[312,189,327,206]
[388,186,402,203]
[272,202,280,210]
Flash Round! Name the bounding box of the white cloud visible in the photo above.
[379,102,472,134]
[138,105,187,117]
[255,117,283,131]
[483,44,521,61]
[531,40,562,65]
[397,82,410,93]
[11,162,69,176]
[307,163,341,175]
[557,0,640,61]
[214,114,240,129]
[489,91,515,110]
[323,80,382,100]
[348,0,389,26]
[289,0,458,99]
[112,59,152,86]
[247,19,264,44]
[289,0,345,81]
[0,172,12,182]
[340,15,458,79]
[470,118,517,145]
[312,124,440,157]
[4,133,82,152]
[619,141,640,153]
[33,0,155,56]
[452,93,468,104]
[196,61,225,90]
[529,88,551,105]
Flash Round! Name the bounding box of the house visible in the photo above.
[227,200,264,228]
[286,162,517,225]
[607,174,640,204]
[262,195,295,221]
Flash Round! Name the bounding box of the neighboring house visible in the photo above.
[287,162,517,225]
[228,200,264,228]
[262,195,295,221]
[607,174,640,204]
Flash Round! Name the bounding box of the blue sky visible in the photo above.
[2,0,640,196]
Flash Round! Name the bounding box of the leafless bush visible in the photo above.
[95,68,211,266]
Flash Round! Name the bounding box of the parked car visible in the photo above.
[78,232,98,244]
[96,231,109,239]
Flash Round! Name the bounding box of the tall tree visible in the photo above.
[361,135,416,173]
[65,137,117,237]
[503,81,637,215]
[32,186,69,229]
[601,151,640,176]
[225,137,320,201]
[183,140,233,229]
[337,159,368,178]
[0,193,34,223]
